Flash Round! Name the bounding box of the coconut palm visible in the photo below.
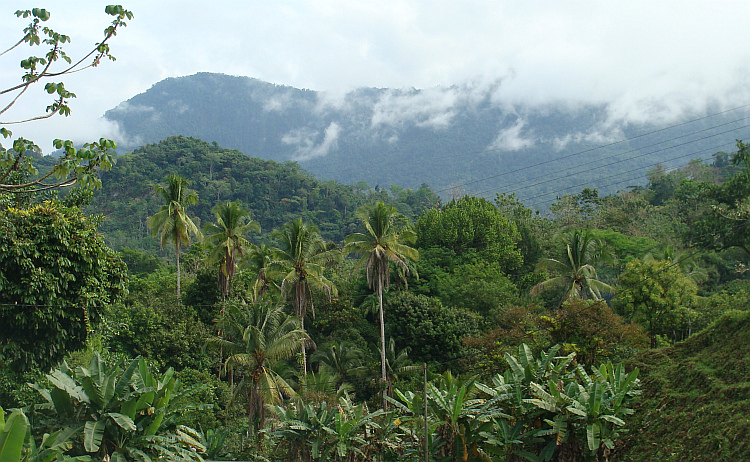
[344,201,418,400]
[203,201,260,300]
[531,228,613,305]
[246,243,279,298]
[644,244,709,285]
[206,300,310,433]
[148,174,201,298]
[272,218,341,374]
[311,341,366,388]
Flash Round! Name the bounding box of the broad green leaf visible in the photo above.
[600,415,626,426]
[586,422,601,451]
[107,413,136,431]
[0,409,28,462]
[83,420,105,452]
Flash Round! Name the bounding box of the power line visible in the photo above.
[436,111,750,194]
[305,102,750,184]
[480,140,738,207]
[466,119,750,199]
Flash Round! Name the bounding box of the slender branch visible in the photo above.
[0,36,27,57]
[1,109,60,124]
[0,84,31,117]
[0,43,58,96]
[0,177,77,193]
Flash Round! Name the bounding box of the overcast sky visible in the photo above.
[3,0,750,153]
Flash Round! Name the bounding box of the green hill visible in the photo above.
[616,310,750,461]
[89,135,439,253]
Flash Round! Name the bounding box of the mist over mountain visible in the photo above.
[105,72,750,207]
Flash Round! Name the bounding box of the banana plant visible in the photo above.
[323,398,384,462]
[267,394,389,462]
[266,399,335,462]
[29,352,206,462]
[386,389,445,461]
[516,354,639,460]
[425,372,492,462]
[0,407,88,462]
[470,344,639,462]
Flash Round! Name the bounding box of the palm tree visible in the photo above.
[379,337,420,401]
[203,201,260,300]
[531,228,613,305]
[206,300,310,433]
[246,243,279,298]
[311,341,366,387]
[272,218,341,375]
[344,201,418,400]
[148,174,201,298]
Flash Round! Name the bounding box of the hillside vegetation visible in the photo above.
[91,135,439,252]
[4,133,750,462]
[616,310,750,461]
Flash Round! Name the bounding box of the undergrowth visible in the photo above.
[614,310,750,461]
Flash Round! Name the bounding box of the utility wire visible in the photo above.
[466,119,750,199]
[482,140,738,207]
[305,102,750,184]
[436,111,750,194]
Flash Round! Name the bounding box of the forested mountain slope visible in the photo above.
[89,135,439,252]
[105,73,750,205]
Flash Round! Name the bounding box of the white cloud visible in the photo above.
[489,119,535,152]
[283,122,341,161]
[108,102,156,114]
[263,92,294,112]
[553,126,624,151]
[5,0,750,151]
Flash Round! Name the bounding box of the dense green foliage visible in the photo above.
[28,353,206,462]
[6,129,750,462]
[0,202,127,372]
[90,136,440,252]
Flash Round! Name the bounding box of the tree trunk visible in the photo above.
[378,279,387,409]
[176,242,181,300]
[301,316,307,376]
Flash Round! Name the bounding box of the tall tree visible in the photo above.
[148,174,201,298]
[531,228,613,305]
[614,258,697,347]
[344,201,418,400]
[207,301,309,433]
[272,218,340,374]
[203,201,260,300]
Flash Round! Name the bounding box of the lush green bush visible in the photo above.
[0,202,127,372]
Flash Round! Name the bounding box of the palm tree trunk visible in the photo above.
[378,279,387,409]
[176,242,181,300]
[301,316,307,376]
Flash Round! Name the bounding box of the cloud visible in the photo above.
[8,1,750,152]
[263,92,294,112]
[283,122,341,161]
[488,119,535,152]
[371,81,495,130]
[108,101,156,114]
[553,126,625,151]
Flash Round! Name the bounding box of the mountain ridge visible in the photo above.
[105,72,750,206]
